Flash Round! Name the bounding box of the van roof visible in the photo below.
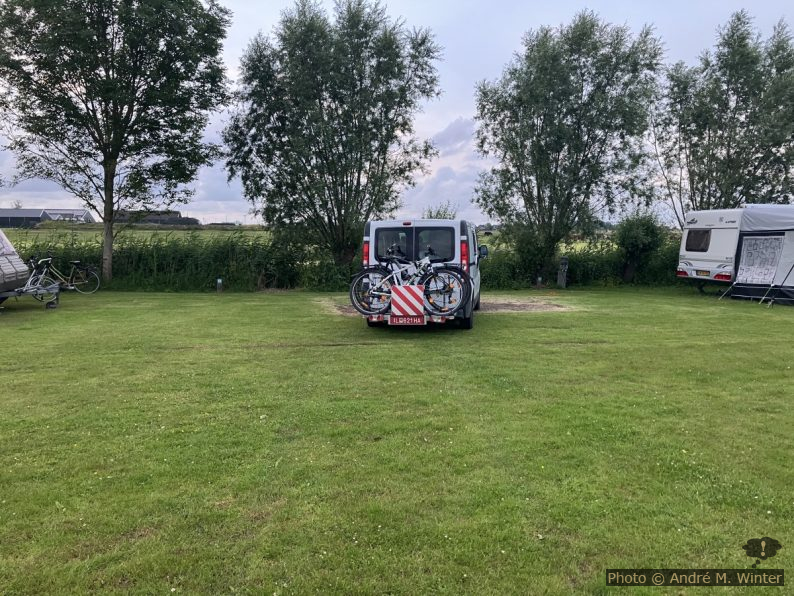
[370,219,465,225]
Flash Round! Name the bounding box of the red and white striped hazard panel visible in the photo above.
[390,285,425,316]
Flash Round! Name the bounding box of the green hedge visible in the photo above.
[480,235,681,289]
[11,230,681,292]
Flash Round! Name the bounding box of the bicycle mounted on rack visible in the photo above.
[349,243,472,324]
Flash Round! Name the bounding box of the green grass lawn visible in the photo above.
[0,288,790,594]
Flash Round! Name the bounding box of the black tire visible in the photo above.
[350,267,393,316]
[32,275,58,302]
[366,319,384,327]
[420,267,470,317]
[72,268,100,294]
[459,312,474,329]
[474,294,481,311]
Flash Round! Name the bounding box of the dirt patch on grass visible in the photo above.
[480,299,569,313]
[315,296,569,316]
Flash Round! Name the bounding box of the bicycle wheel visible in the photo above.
[420,267,470,316]
[350,267,393,315]
[32,276,59,302]
[72,268,100,294]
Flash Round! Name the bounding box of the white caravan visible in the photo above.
[677,209,743,284]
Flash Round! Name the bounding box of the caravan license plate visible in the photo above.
[696,269,710,277]
[389,315,425,325]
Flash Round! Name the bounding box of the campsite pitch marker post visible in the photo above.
[557,257,569,289]
[216,278,223,293]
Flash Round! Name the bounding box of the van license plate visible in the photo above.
[696,270,710,277]
[389,315,425,325]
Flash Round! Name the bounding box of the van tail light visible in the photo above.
[714,272,732,281]
[460,241,469,273]
[676,268,689,277]
[362,241,370,266]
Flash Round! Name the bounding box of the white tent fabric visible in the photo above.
[742,205,794,232]
[0,230,30,292]
[733,205,794,303]
[0,229,17,257]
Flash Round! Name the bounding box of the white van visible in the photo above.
[677,209,742,284]
[361,219,488,328]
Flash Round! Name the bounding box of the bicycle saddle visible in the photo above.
[69,260,81,265]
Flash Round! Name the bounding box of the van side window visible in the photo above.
[685,229,711,252]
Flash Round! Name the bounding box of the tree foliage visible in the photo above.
[422,200,458,219]
[224,0,440,264]
[474,11,662,270]
[614,210,666,282]
[652,11,794,227]
[0,0,230,278]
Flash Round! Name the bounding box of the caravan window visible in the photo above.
[686,229,711,252]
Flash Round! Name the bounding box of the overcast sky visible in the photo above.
[0,1,790,223]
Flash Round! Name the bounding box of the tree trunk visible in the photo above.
[102,219,114,281]
[622,260,638,283]
[101,160,117,281]
[333,245,356,266]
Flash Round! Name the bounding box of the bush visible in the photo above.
[563,242,622,286]
[631,233,681,285]
[614,212,667,282]
[479,250,524,290]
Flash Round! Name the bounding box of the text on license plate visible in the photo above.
[696,270,710,277]
[389,315,425,325]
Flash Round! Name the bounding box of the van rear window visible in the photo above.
[686,229,711,252]
[373,226,455,262]
[416,227,454,262]
[375,228,411,261]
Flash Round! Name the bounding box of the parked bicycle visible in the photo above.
[19,257,61,303]
[28,254,100,294]
[350,244,471,316]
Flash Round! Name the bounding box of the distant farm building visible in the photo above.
[116,210,200,226]
[0,208,96,228]
[44,209,96,223]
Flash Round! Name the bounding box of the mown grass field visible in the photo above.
[4,226,269,245]
[0,288,790,594]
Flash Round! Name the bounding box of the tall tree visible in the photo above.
[224,0,440,265]
[651,11,794,228]
[0,0,230,279]
[474,12,661,271]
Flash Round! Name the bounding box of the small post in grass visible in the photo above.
[557,257,569,289]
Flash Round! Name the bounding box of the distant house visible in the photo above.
[0,208,95,228]
[44,209,95,223]
[0,209,53,228]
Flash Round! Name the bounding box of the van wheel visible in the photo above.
[474,295,481,310]
[459,313,474,330]
[366,319,383,327]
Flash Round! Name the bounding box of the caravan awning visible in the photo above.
[741,205,794,232]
